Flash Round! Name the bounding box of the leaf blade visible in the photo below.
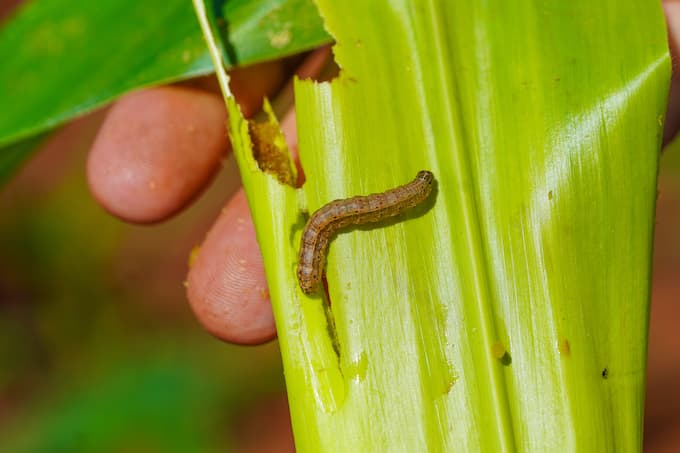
[292,0,669,450]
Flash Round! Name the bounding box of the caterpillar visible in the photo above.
[297,170,435,294]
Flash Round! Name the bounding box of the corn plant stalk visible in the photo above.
[194,0,669,450]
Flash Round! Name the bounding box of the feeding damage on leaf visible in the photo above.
[248,120,296,185]
[245,98,298,187]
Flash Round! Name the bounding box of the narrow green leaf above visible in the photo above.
[0,0,330,184]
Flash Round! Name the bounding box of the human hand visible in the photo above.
[87,49,332,345]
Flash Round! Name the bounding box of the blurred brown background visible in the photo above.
[0,111,295,452]
[645,143,680,452]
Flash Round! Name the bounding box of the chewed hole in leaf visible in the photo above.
[248,118,297,187]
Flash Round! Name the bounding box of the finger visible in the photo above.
[87,61,289,224]
[268,46,336,184]
[230,61,288,117]
[180,59,289,118]
[186,190,275,344]
[185,48,334,344]
[87,86,229,223]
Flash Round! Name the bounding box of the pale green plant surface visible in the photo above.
[201,0,670,451]
[0,0,668,449]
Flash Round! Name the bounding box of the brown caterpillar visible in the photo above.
[297,170,435,294]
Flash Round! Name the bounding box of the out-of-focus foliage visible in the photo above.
[0,124,285,451]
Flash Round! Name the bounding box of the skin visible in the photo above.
[87,50,329,344]
[86,6,680,345]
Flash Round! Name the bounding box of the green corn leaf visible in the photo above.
[0,0,330,185]
[200,0,670,450]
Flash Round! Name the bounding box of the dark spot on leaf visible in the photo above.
[559,339,570,357]
[491,341,512,366]
[248,120,297,187]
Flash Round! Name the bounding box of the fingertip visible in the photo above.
[186,190,277,344]
[87,86,229,223]
[229,60,287,118]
